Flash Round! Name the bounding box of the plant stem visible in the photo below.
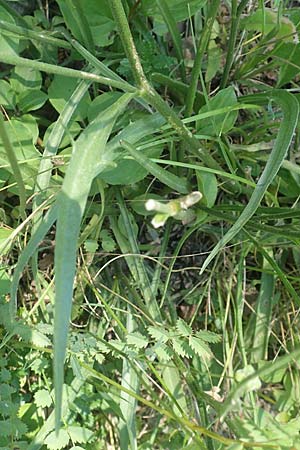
[185,0,221,117]
[220,0,248,89]
[110,0,148,88]
[0,53,136,93]
[0,19,72,48]
[110,0,221,170]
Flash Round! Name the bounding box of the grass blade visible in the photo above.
[10,203,58,317]
[200,90,299,274]
[0,111,26,219]
[54,93,134,430]
[34,76,93,209]
[156,0,186,82]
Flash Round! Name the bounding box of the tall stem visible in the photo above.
[185,0,221,117]
[110,0,221,170]
[110,0,147,88]
[220,0,248,89]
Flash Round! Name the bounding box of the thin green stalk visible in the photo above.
[110,0,148,88]
[185,0,221,117]
[114,189,161,321]
[220,0,248,89]
[251,250,275,363]
[0,112,26,220]
[0,53,136,93]
[82,362,280,448]
[109,0,221,170]
[0,19,72,48]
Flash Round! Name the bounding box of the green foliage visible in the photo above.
[1,0,300,448]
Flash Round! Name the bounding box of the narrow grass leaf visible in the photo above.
[156,0,186,82]
[54,93,134,430]
[34,76,93,210]
[200,90,299,273]
[0,112,26,218]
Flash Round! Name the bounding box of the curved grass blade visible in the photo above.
[10,203,58,318]
[54,93,134,430]
[200,90,299,274]
[120,140,190,194]
[34,76,94,209]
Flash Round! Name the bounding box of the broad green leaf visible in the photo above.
[101,113,165,185]
[272,43,300,87]
[201,90,299,273]
[197,87,238,136]
[0,6,21,56]
[88,91,123,122]
[57,0,115,48]
[196,171,218,207]
[17,90,48,113]
[0,118,40,189]
[48,75,91,119]
[242,8,296,41]
[10,66,42,93]
[54,93,134,430]
[141,0,207,35]
[0,79,15,108]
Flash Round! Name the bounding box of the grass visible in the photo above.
[0,1,300,449]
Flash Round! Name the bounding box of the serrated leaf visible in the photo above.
[148,326,170,343]
[176,318,192,337]
[83,239,98,253]
[126,332,148,348]
[31,329,52,347]
[189,336,212,360]
[154,344,172,362]
[45,429,69,450]
[195,330,221,343]
[34,389,52,408]
[68,426,93,443]
[172,337,191,358]
[109,340,127,354]
[99,229,116,252]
